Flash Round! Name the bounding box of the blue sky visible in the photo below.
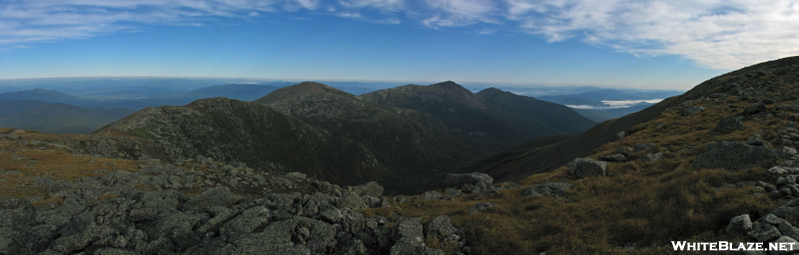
[1,0,798,90]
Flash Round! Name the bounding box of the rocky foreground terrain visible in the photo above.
[0,147,489,254]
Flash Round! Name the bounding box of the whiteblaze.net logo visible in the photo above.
[671,241,796,252]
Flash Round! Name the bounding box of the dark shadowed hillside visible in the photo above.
[255,82,485,193]
[361,81,596,149]
[475,87,596,134]
[91,97,390,186]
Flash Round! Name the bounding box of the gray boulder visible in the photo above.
[183,187,245,210]
[445,172,493,188]
[639,151,664,162]
[692,141,778,170]
[747,223,781,242]
[389,241,444,255]
[709,116,746,135]
[338,191,367,210]
[778,222,799,240]
[747,134,771,147]
[355,181,384,197]
[726,214,753,233]
[568,158,608,178]
[682,106,705,116]
[424,216,458,240]
[599,153,627,162]
[422,191,442,200]
[467,203,496,214]
[744,102,767,115]
[221,206,271,234]
[632,143,655,153]
[521,182,573,198]
[394,217,424,244]
[771,236,799,255]
[444,188,462,197]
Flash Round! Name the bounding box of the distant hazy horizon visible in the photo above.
[3,1,796,91]
[0,76,686,95]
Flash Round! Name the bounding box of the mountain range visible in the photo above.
[2,56,799,254]
[360,81,596,149]
[0,100,135,134]
[81,81,595,194]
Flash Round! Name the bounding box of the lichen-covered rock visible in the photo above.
[467,203,496,214]
[693,141,778,171]
[338,191,367,210]
[521,182,573,198]
[444,188,462,197]
[747,223,781,242]
[726,214,753,233]
[682,106,705,116]
[632,143,655,153]
[424,216,457,240]
[221,206,271,234]
[445,172,493,188]
[422,191,442,200]
[394,217,424,244]
[639,151,664,162]
[183,187,244,210]
[568,158,607,178]
[599,153,627,162]
[771,236,799,255]
[0,160,469,255]
[355,181,384,197]
[709,116,746,135]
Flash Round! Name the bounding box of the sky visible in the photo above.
[1,0,798,91]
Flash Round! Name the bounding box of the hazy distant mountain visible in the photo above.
[0,100,134,134]
[184,83,288,101]
[538,89,681,106]
[536,95,606,107]
[361,81,596,148]
[0,89,173,110]
[572,88,681,101]
[255,82,484,193]
[573,102,656,122]
[0,89,86,103]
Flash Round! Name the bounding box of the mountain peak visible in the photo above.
[430,80,467,92]
[253,81,353,105]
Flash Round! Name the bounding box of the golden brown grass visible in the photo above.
[364,94,791,254]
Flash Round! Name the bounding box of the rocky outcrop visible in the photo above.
[599,153,627,162]
[732,213,799,254]
[521,182,573,198]
[692,141,778,170]
[568,158,608,178]
[86,98,391,187]
[466,203,496,214]
[445,172,498,195]
[709,116,746,135]
[682,106,705,116]
[0,164,469,255]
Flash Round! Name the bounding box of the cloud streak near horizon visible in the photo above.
[1,0,797,69]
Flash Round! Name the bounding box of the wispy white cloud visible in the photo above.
[504,0,799,69]
[0,0,303,45]
[1,0,797,69]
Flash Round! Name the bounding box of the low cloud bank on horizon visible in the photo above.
[1,0,797,70]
